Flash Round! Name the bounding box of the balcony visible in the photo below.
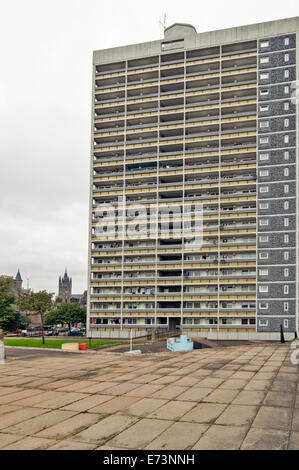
[90,324,168,329]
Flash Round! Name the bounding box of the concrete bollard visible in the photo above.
[0,329,5,364]
[61,343,79,351]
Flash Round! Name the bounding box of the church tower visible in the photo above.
[58,269,72,302]
[14,269,23,292]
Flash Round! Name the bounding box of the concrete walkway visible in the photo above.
[0,343,298,450]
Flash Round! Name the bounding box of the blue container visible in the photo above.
[167,335,194,352]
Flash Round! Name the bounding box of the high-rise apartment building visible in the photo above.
[88,17,299,340]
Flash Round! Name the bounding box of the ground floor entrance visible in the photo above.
[168,317,181,332]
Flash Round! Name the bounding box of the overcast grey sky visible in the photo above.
[0,0,298,295]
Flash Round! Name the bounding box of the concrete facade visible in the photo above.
[88,17,299,340]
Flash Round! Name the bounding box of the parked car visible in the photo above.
[46,330,59,336]
[11,329,22,335]
[68,328,81,336]
[58,328,68,333]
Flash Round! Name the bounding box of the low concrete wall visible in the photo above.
[190,331,295,342]
[87,328,295,342]
[87,329,149,340]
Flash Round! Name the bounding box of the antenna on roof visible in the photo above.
[159,12,167,32]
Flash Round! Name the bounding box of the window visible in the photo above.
[260,137,269,144]
[284,53,289,62]
[260,219,269,226]
[259,285,269,293]
[284,285,289,295]
[284,70,290,79]
[259,269,269,275]
[261,41,269,48]
[284,268,289,277]
[284,135,289,144]
[259,319,268,326]
[259,235,269,243]
[222,302,233,309]
[284,151,289,160]
[284,184,289,193]
[260,170,269,177]
[284,119,289,127]
[284,218,289,227]
[284,102,289,111]
[284,319,289,329]
[259,303,268,309]
[284,201,289,210]
[284,302,289,312]
[284,168,289,177]
[260,121,269,128]
[260,105,269,112]
[284,251,289,260]
[259,203,269,210]
[259,252,269,259]
[284,234,289,243]
[284,37,290,46]
[284,86,289,94]
[260,186,269,193]
[260,153,269,161]
[260,57,269,64]
[260,88,269,95]
[260,72,269,80]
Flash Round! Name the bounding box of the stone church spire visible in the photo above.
[14,269,23,292]
[58,268,72,302]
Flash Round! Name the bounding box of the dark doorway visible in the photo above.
[169,317,181,332]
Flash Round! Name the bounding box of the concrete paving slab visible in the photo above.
[3,409,77,436]
[2,436,57,450]
[118,398,167,417]
[192,424,248,450]
[145,422,208,450]
[241,428,289,450]
[148,400,195,420]
[215,404,258,427]
[180,403,226,424]
[252,406,293,431]
[36,412,101,439]
[72,414,138,445]
[107,418,172,449]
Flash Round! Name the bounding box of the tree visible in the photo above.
[0,277,20,333]
[45,302,86,333]
[18,290,53,344]
[44,309,61,327]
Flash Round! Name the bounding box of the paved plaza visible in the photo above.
[0,343,298,450]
